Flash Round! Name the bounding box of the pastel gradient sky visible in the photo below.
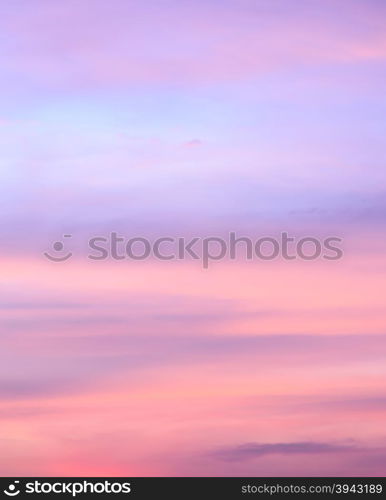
[1,0,386,476]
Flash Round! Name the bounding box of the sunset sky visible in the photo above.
[0,0,386,476]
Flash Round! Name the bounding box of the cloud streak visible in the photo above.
[213,441,362,461]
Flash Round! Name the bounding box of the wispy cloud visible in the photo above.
[212,441,362,461]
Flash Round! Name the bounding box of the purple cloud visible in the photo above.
[213,441,362,461]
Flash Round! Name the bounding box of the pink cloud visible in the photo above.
[1,0,386,89]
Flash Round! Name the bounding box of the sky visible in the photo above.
[0,0,386,476]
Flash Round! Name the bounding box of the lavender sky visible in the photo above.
[0,0,386,476]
